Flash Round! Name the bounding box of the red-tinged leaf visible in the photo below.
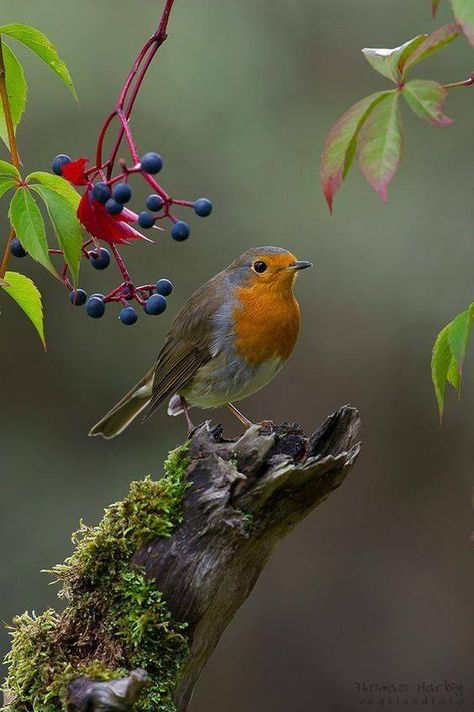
[320,92,390,212]
[78,190,147,245]
[357,92,402,202]
[61,157,89,186]
[432,0,441,18]
[402,80,452,125]
[451,0,474,45]
[362,37,425,82]
[402,23,462,73]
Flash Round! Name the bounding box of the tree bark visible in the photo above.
[73,405,360,711]
[3,406,361,712]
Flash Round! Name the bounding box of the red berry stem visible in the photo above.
[94,0,176,180]
[110,243,131,283]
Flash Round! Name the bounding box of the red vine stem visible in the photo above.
[93,0,176,182]
[442,72,474,90]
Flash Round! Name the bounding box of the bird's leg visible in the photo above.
[227,402,253,428]
[180,396,195,434]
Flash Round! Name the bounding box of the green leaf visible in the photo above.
[0,159,20,178]
[2,270,45,347]
[431,323,452,420]
[431,306,474,418]
[0,176,16,199]
[27,171,80,208]
[320,91,390,212]
[402,23,462,73]
[447,305,474,373]
[0,42,27,148]
[357,92,402,202]
[362,36,425,82]
[451,0,474,45]
[31,184,83,285]
[8,187,57,277]
[402,80,452,125]
[0,24,77,99]
[446,356,460,393]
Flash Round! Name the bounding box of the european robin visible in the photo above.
[89,246,312,438]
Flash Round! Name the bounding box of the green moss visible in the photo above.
[3,443,191,712]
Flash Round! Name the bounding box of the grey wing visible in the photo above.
[142,271,231,421]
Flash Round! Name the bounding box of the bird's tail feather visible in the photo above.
[89,368,154,439]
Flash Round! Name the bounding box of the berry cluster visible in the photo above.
[40,149,213,325]
[69,277,173,326]
[20,3,212,328]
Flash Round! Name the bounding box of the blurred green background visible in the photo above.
[0,0,473,709]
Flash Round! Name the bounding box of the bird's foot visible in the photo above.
[256,419,274,433]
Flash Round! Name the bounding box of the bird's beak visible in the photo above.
[287,260,313,271]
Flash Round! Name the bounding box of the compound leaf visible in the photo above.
[320,91,390,212]
[432,306,474,418]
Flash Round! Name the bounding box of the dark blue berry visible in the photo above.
[119,306,138,325]
[144,294,167,315]
[10,238,27,258]
[138,211,156,229]
[86,297,106,318]
[92,182,111,204]
[52,154,71,176]
[69,289,87,306]
[171,221,190,241]
[90,247,111,270]
[89,293,105,301]
[155,278,173,297]
[146,194,164,212]
[140,152,163,174]
[112,183,132,204]
[194,198,213,217]
[105,198,124,215]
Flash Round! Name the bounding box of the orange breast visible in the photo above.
[233,281,300,366]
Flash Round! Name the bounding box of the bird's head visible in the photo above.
[227,246,312,295]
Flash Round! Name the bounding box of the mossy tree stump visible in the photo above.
[2,406,361,712]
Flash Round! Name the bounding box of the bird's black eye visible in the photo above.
[253,260,267,273]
